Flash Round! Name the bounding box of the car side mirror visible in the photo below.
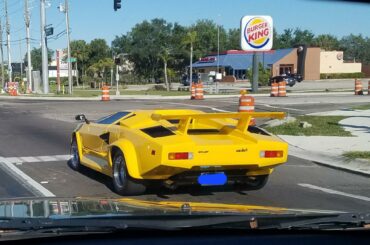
[75,114,90,124]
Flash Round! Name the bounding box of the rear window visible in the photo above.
[96,112,130,124]
[141,126,175,138]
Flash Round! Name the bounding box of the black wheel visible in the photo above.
[234,175,269,191]
[69,137,81,171]
[112,151,146,196]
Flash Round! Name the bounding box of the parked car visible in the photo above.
[181,74,199,86]
[269,73,303,87]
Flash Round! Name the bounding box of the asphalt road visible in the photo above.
[0,94,369,213]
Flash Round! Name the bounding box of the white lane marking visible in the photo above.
[0,156,55,197]
[20,156,39,162]
[5,157,22,163]
[165,102,230,112]
[256,103,304,112]
[298,183,370,202]
[5,154,70,164]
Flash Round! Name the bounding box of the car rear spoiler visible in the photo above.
[151,112,285,134]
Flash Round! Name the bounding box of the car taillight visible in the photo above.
[260,150,283,158]
[168,152,193,160]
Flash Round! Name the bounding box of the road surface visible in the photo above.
[0,94,369,213]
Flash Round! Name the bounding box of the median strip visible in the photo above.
[264,116,352,136]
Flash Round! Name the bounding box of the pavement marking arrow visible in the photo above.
[298,183,370,202]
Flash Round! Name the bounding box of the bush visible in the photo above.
[320,72,365,79]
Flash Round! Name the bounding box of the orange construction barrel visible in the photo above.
[278,81,287,97]
[195,83,204,100]
[355,79,363,95]
[238,90,256,126]
[101,85,110,101]
[270,83,278,97]
[190,83,196,100]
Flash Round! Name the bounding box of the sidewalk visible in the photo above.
[0,91,356,101]
[279,109,370,176]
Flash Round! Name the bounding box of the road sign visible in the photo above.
[45,27,54,37]
[240,16,273,51]
[67,57,77,63]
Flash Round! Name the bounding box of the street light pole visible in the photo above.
[0,19,5,93]
[115,62,119,96]
[5,0,12,84]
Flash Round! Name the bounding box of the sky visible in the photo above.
[2,0,370,62]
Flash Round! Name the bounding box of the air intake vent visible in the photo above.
[141,126,175,138]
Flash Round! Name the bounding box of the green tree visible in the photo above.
[192,19,227,59]
[112,19,173,81]
[24,48,54,73]
[275,28,294,49]
[88,39,110,66]
[313,34,340,51]
[226,28,240,50]
[292,28,315,46]
[246,63,271,86]
[340,34,367,63]
[70,40,90,77]
[182,30,197,83]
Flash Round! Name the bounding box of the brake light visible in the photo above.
[260,151,283,158]
[168,152,193,160]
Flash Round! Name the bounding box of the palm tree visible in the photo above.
[182,31,197,85]
[159,48,171,91]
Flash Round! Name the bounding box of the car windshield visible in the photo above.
[0,0,370,234]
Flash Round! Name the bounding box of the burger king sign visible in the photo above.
[240,15,273,51]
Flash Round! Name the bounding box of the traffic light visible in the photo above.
[114,57,121,65]
[114,0,121,11]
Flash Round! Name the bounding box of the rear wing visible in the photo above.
[151,112,285,134]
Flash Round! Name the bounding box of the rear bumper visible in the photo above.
[162,170,270,189]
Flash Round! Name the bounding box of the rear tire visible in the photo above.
[112,151,146,196]
[234,175,269,191]
[69,137,81,171]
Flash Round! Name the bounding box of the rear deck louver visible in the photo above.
[141,126,175,138]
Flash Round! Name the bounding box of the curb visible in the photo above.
[288,145,370,177]
[0,91,355,101]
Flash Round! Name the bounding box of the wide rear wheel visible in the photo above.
[234,175,269,191]
[69,137,81,171]
[112,151,146,196]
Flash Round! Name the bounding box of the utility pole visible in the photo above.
[5,0,12,84]
[0,19,5,93]
[64,0,72,94]
[19,41,23,81]
[25,0,32,93]
[40,0,49,94]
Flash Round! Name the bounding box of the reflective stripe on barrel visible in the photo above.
[355,79,363,95]
[101,86,110,101]
[278,81,287,97]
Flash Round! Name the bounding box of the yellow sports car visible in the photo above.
[70,109,288,195]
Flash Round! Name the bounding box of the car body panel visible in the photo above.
[73,109,288,182]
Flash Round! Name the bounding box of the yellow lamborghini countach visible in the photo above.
[70,109,288,195]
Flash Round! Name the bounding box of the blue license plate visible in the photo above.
[198,172,227,186]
